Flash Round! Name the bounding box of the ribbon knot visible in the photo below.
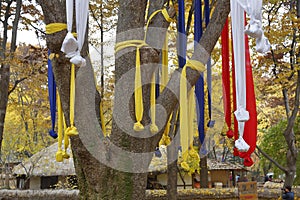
[234,107,249,122]
[61,32,87,67]
[56,149,63,162]
[235,137,250,152]
[49,130,58,139]
[62,151,70,159]
[65,126,79,136]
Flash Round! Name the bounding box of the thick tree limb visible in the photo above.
[256,145,288,173]
[283,70,300,156]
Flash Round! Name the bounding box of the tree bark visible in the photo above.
[283,70,300,186]
[37,0,230,199]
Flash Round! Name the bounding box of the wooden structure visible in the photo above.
[12,142,75,189]
[148,145,247,189]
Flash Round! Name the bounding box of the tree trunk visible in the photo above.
[37,0,230,199]
[283,70,300,187]
[200,156,209,188]
[167,137,179,199]
[0,0,22,154]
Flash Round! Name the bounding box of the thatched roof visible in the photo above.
[207,158,245,171]
[13,143,245,176]
[13,142,75,176]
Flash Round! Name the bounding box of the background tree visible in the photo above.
[0,0,44,154]
[255,1,300,187]
[0,0,22,154]
[259,117,300,184]
[3,44,51,158]
[36,0,230,199]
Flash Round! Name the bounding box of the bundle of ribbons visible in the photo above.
[46,0,90,162]
[221,0,270,167]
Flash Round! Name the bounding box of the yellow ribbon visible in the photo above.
[56,92,63,162]
[159,114,172,146]
[161,31,169,93]
[115,7,174,132]
[158,31,170,143]
[150,72,158,133]
[46,23,77,160]
[188,87,195,147]
[115,40,147,131]
[45,23,77,37]
[62,116,70,159]
[66,64,79,136]
[180,145,200,176]
[100,101,107,137]
[145,8,174,41]
[180,60,205,154]
[45,23,67,34]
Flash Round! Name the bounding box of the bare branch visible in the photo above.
[8,77,27,95]
[256,145,288,173]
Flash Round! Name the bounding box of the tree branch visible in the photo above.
[256,145,288,173]
[283,70,300,157]
[8,77,27,95]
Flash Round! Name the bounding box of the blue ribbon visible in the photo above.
[194,0,205,144]
[178,0,186,68]
[47,50,58,139]
[204,0,214,128]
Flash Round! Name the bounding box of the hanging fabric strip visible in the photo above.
[100,101,107,137]
[231,35,240,157]
[71,0,89,66]
[204,0,210,25]
[47,50,58,139]
[230,34,239,156]
[61,0,89,67]
[204,0,214,128]
[194,0,205,144]
[66,0,73,32]
[178,0,186,68]
[221,19,234,138]
[115,7,173,132]
[65,64,79,136]
[56,92,64,162]
[61,0,78,59]
[188,87,195,146]
[230,0,250,152]
[134,46,145,131]
[150,71,158,133]
[115,40,147,131]
[161,32,169,93]
[238,19,258,167]
[238,0,270,53]
[180,60,205,154]
[194,0,202,44]
[62,115,70,159]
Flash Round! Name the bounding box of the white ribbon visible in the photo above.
[237,0,270,53]
[231,0,250,152]
[61,0,89,67]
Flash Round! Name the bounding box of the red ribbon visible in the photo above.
[231,14,258,166]
[221,19,234,139]
[240,32,258,167]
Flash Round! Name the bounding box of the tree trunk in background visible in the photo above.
[281,2,300,186]
[167,138,179,199]
[282,71,300,187]
[0,0,22,156]
[37,0,230,199]
[200,156,209,188]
